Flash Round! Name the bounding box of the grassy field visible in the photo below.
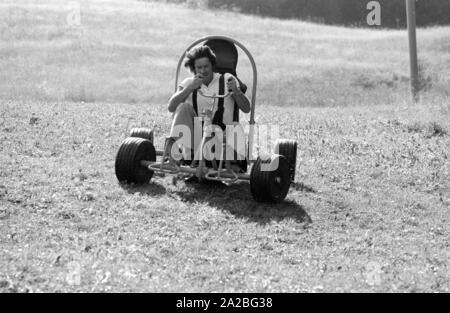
[0,0,449,292]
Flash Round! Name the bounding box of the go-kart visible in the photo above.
[115,35,298,202]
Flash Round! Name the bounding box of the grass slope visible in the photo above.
[0,0,449,292]
[1,0,450,105]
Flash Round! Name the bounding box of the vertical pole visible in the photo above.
[406,0,419,102]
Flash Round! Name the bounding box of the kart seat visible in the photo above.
[204,39,247,94]
[204,39,249,172]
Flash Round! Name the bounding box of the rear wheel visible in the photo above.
[115,137,156,184]
[130,127,154,143]
[275,139,297,182]
[250,154,291,203]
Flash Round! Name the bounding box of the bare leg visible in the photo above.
[168,102,198,161]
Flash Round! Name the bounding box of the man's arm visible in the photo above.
[167,74,203,113]
[231,88,250,113]
[227,77,250,114]
[167,85,194,113]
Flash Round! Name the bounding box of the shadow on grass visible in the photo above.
[119,177,312,225]
[172,180,312,225]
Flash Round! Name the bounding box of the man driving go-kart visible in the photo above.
[166,45,251,173]
[115,35,297,202]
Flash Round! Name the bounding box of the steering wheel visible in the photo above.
[197,77,234,99]
[197,90,231,99]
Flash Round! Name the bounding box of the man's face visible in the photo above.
[194,57,213,83]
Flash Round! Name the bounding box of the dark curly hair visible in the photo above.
[184,45,216,73]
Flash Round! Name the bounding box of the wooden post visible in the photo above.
[406,0,419,101]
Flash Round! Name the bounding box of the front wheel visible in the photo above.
[130,127,154,143]
[250,154,291,203]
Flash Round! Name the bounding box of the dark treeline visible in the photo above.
[202,0,450,28]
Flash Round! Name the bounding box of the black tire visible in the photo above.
[250,154,291,203]
[115,137,156,184]
[130,127,154,143]
[275,139,297,182]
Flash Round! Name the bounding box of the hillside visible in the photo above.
[1,0,449,106]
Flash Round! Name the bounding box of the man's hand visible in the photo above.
[227,77,240,94]
[188,74,203,91]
